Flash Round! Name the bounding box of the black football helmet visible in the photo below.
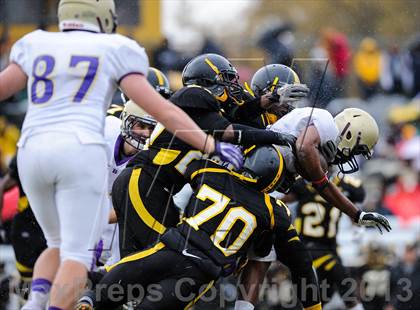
[147,67,172,99]
[120,67,172,103]
[250,64,300,97]
[248,64,304,118]
[242,145,286,193]
[182,53,244,105]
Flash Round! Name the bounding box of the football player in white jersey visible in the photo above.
[0,1,242,309]
[234,64,391,310]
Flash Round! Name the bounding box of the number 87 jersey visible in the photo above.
[10,29,148,146]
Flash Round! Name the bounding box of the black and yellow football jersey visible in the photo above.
[176,159,297,269]
[100,160,321,310]
[127,85,231,192]
[293,175,365,245]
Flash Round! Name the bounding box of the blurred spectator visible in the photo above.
[384,168,420,224]
[386,243,420,310]
[200,37,224,56]
[363,175,394,216]
[0,29,10,71]
[406,34,420,96]
[354,37,383,99]
[0,117,19,174]
[381,45,406,95]
[151,37,183,73]
[257,22,294,66]
[356,244,391,310]
[321,28,351,97]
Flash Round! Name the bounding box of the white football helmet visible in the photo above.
[333,108,379,173]
[58,0,117,34]
[121,100,157,150]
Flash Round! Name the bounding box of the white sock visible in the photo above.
[21,291,50,309]
[348,303,364,310]
[234,300,255,310]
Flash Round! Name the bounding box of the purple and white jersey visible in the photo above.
[101,115,135,265]
[11,30,148,147]
[104,116,133,196]
[269,107,340,148]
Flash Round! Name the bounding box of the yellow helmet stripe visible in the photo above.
[205,58,220,75]
[244,81,255,97]
[270,76,279,92]
[262,146,284,193]
[292,70,300,83]
[151,67,164,86]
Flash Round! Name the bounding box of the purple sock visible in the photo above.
[48,307,63,310]
[31,278,52,294]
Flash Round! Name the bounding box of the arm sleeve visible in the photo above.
[231,96,264,126]
[10,36,30,75]
[112,37,149,83]
[184,108,231,139]
[273,205,321,309]
[231,123,286,146]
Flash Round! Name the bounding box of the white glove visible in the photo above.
[356,211,392,234]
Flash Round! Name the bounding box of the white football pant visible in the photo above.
[18,132,108,269]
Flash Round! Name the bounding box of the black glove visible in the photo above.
[273,131,297,148]
[269,83,310,104]
[356,211,392,234]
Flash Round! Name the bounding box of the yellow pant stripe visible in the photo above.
[184,280,215,309]
[105,242,165,272]
[288,236,300,242]
[16,261,33,273]
[312,254,333,269]
[324,260,337,271]
[304,302,322,310]
[129,168,166,234]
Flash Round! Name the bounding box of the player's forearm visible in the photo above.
[0,63,27,101]
[319,183,359,221]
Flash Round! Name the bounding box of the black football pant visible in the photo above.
[92,244,215,309]
[306,241,359,308]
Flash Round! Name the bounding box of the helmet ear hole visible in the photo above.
[346,131,352,140]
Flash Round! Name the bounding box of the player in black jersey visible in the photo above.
[111,54,296,257]
[0,155,47,300]
[228,64,310,129]
[78,158,322,310]
[287,175,366,309]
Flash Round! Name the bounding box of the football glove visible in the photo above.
[356,211,392,234]
[269,83,310,104]
[274,132,297,148]
[214,142,244,170]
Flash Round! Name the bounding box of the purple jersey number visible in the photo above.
[30,55,99,104]
[69,56,99,103]
[31,55,55,104]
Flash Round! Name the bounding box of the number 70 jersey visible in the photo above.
[10,30,148,146]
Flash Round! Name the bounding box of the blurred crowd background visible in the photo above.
[1,1,419,309]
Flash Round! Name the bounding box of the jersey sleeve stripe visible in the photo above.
[117,72,145,85]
